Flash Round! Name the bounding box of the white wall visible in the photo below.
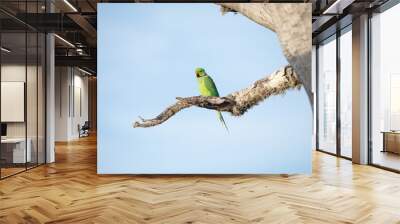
[55,67,89,141]
[1,66,26,139]
[55,66,70,141]
[1,63,46,164]
[1,65,41,138]
[71,72,89,138]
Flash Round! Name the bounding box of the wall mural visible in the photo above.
[98,3,312,174]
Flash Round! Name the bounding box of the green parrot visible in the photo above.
[195,67,229,131]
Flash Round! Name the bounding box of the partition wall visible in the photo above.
[0,1,46,179]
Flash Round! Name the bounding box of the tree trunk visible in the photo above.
[219,3,312,105]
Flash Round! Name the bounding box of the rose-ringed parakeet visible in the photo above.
[195,68,229,131]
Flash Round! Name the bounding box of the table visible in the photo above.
[1,138,31,163]
[381,131,400,154]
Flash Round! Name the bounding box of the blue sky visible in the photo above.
[98,3,312,174]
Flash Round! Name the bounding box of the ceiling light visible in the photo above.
[76,48,85,55]
[1,47,11,53]
[63,0,78,12]
[323,0,355,15]
[78,67,93,76]
[54,34,75,48]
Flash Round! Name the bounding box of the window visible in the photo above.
[370,3,400,171]
[317,35,337,154]
[339,27,352,158]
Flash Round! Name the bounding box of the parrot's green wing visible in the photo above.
[198,76,220,97]
[197,75,229,131]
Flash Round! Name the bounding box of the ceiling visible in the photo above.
[311,0,391,43]
[0,0,395,74]
[0,0,98,74]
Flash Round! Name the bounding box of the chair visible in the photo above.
[79,121,90,138]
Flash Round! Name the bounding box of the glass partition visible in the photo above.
[0,31,28,177]
[0,2,46,179]
[317,35,337,154]
[371,3,400,171]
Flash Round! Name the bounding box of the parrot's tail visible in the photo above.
[217,111,229,132]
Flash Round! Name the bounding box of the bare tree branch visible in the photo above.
[133,66,301,128]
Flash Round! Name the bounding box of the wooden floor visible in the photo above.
[1,135,400,223]
[0,167,26,178]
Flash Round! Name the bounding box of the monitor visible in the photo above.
[1,123,7,137]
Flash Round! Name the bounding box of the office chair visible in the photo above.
[79,121,90,138]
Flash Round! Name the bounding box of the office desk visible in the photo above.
[381,131,400,154]
[1,138,31,163]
